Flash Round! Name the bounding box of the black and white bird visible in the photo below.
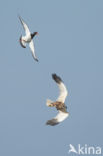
[19,16,38,62]
[46,74,69,126]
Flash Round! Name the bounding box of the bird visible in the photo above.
[19,16,38,62]
[46,73,69,126]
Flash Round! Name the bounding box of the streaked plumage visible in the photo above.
[46,74,69,126]
[19,16,38,62]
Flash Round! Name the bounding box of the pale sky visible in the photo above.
[0,0,103,156]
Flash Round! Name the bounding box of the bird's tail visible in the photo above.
[46,99,54,107]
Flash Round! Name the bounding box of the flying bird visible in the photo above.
[46,74,69,126]
[19,16,38,62]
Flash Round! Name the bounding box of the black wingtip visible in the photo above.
[35,58,39,62]
[32,54,39,62]
[52,73,62,84]
[46,119,59,126]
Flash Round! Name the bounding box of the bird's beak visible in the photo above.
[36,32,39,35]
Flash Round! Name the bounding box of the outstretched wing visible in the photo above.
[52,74,68,103]
[46,110,69,126]
[19,16,30,35]
[29,40,38,62]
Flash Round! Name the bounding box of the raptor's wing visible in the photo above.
[52,74,68,103]
[46,110,69,126]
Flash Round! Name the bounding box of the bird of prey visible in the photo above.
[46,73,69,126]
[19,16,38,62]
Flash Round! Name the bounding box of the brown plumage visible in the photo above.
[48,101,67,112]
[46,74,69,126]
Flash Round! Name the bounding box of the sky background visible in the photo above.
[0,0,103,155]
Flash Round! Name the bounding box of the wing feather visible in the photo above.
[46,110,69,126]
[52,74,68,103]
[29,40,38,61]
[19,16,30,35]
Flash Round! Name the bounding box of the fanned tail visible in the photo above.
[46,99,53,107]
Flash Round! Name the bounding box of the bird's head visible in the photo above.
[34,32,39,36]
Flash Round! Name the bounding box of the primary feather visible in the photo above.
[46,110,69,126]
[19,16,30,35]
[52,74,68,103]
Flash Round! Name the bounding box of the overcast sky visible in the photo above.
[0,0,103,156]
